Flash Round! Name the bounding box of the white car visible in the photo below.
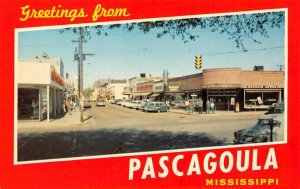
[96,99,105,106]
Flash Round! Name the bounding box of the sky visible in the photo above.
[17,11,285,88]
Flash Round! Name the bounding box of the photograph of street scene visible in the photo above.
[16,10,286,163]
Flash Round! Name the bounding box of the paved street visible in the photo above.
[17,103,264,162]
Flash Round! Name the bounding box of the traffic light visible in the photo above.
[195,55,202,70]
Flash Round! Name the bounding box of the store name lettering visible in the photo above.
[20,4,130,22]
[247,85,278,89]
[137,84,153,92]
[51,67,64,85]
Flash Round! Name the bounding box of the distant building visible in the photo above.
[95,83,109,100]
[129,74,162,99]
[108,79,129,99]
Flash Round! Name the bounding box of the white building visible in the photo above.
[108,80,129,99]
[17,55,64,122]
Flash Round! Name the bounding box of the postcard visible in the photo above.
[0,0,299,188]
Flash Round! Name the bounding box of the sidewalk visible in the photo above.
[17,108,90,131]
[168,108,266,116]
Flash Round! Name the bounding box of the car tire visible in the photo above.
[263,137,268,142]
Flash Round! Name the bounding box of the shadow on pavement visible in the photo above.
[18,128,229,162]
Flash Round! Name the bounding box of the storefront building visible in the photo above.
[134,80,154,99]
[168,68,284,111]
[17,57,64,121]
[151,80,164,100]
[168,73,202,101]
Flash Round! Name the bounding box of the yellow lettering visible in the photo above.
[92,4,130,21]
[220,179,226,186]
[20,5,87,22]
[92,4,102,21]
[206,179,213,186]
[68,10,78,22]
[114,8,130,17]
[20,5,30,21]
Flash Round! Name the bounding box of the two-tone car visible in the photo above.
[233,113,284,144]
[143,102,169,113]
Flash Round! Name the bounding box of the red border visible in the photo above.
[1,0,299,188]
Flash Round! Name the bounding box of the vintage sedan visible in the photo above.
[143,102,169,113]
[265,102,284,114]
[82,98,92,108]
[233,113,284,144]
[96,99,105,106]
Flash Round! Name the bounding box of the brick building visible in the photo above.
[168,67,284,111]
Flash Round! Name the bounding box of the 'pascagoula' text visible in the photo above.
[128,148,278,180]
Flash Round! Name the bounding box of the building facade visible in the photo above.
[108,79,129,100]
[17,56,64,121]
[168,68,285,111]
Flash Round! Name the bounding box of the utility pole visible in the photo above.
[277,64,285,71]
[72,27,95,123]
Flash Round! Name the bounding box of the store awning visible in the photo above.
[164,92,185,95]
[133,92,152,96]
[150,93,161,97]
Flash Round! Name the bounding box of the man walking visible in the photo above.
[198,98,203,114]
[206,99,210,114]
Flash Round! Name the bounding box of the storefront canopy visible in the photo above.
[149,93,161,97]
[133,92,152,97]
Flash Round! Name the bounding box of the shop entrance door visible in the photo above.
[18,88,39,120]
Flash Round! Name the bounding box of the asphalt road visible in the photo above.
[18,103,263,162]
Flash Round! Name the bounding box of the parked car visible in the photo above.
[110,99,117,104]
[233,113,284,144]
[116,99,124,106]
[265,102,284,114]
[96,99,105,106]
[143,102,169,113]
[131,101,143,110]
[82,98,92,108]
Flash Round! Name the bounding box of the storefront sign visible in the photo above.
[51,66,64,85]
[246,85,278,88]
[137,84,153,92]
[154,85,164,92]
[65,88,75,93]
[203,83,241,89]
[169,85,180,92]
[208,89,237,96]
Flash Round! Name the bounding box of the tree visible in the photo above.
[65,11,285,51]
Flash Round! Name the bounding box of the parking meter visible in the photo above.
[269,118,274,142]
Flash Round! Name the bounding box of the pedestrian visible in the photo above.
[66,99,72,115]
[73,100,76,112]
[185,100,190,113]
[190,100,194,113]
[62,101,66,114]
[206,100,210,114]
[210,101,215,114]
[31,99,37,116]
[198,98,203,114]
